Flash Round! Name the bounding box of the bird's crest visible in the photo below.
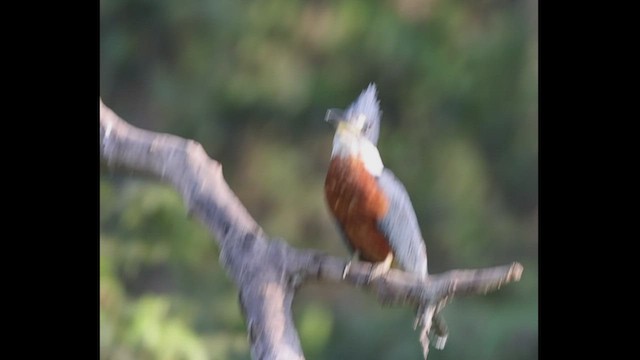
[336,83,382,145]
[344,83,382,145]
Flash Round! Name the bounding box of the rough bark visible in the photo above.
[99,99,524,359]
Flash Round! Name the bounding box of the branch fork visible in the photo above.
[100,100,523,359]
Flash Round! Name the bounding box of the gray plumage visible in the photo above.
[377,168,428,277]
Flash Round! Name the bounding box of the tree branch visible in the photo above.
[99,99,523,359]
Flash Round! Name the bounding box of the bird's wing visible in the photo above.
[376,168,428,277]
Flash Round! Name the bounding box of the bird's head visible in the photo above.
[325,83,381,145]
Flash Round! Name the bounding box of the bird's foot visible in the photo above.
[342,250,361,280]
[368,253,393,282]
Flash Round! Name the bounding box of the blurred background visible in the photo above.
[100,0,537,359]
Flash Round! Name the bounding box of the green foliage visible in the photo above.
[100,180,249,359]
[101,0,537,358]
[297,303,334,356]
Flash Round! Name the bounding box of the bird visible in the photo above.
[324,83,427,279]
[323,84,446,352]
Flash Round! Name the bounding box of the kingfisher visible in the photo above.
[324,84,446,351]
[324,83,427,279]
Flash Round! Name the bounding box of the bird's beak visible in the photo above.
[325,108,344,127]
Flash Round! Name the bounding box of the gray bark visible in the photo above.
[99,99,523,359]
